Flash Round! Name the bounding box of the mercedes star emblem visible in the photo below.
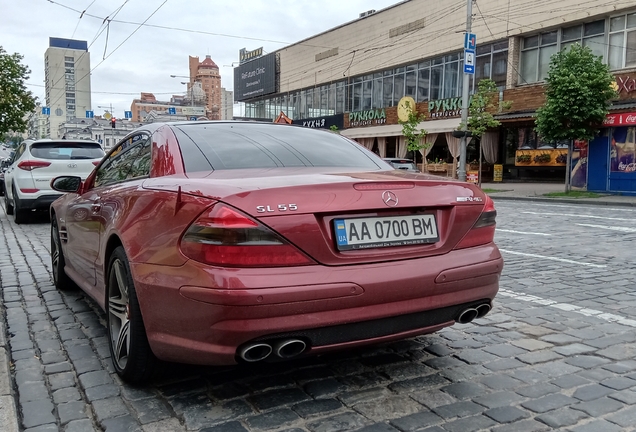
[382,190,398,207]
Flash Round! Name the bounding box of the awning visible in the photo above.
[340,117,461,139]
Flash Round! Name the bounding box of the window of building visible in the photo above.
[476,40,509,88]
[64,56,74,61]
[521,19,608,83]
[609,12,636,69]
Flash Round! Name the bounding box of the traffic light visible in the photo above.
[111,118,116,129]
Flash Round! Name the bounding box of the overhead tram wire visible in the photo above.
[42,0,132,109]
[279,2,466,90]
[45,1,167,118]
[45,0,335,50]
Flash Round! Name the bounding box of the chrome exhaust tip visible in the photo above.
[476,303,492,318]
[457,308,479,324]
[273,339,307,359]
[238,343,272,362]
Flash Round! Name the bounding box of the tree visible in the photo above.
[535,44,617,192]
[0,46,36,135]
[535,44,617,142]
[398,100,428,156]
[462,79,507,139]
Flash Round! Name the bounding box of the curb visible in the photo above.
[489,195,636,207]
[0,318,19,432]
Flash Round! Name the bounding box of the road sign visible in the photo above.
[168,107,176,115]
[464,49,475,74]
[86,110,94,118]
[189,116,197,121]
[42,107,50,115]
[124,111,132,119]
[464,32,476,50]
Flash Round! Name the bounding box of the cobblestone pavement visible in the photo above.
[2,200,636,432]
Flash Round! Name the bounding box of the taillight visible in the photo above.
[180,204,314,267]
[18,160,51,171]
[455,195,497,249]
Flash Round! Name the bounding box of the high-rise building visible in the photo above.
[221,88,234,120]
[44,38,91,139]
[189,55,222,120]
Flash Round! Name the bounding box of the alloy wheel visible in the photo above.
[108,259,131,370]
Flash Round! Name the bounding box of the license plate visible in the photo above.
[334,214,439,250]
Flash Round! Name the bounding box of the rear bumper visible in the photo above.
[15,193,62,210]
[131,243,502,365]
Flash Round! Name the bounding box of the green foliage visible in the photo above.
[461,79,503,138]
[398,101,428,152]
[0,46,36,135]
[329,124,339,133]
[535,44,617,142]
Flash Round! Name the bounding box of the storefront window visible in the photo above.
[393,67,405,104]
[611,127,636,173]
[430,65,443,100]
[336,82,345,114]
[363,79,373,110]
[383,73,394,107]
[372,74,383,109]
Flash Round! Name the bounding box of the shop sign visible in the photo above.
[616,76,636,94]
[428,97,472,118]
[292,114,344,130]
[349,109,386,127]
[603,112,636,126]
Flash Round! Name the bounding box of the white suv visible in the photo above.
[4,139,104,224]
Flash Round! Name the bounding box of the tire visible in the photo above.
[12,187,27,224]
[107,246,157,383]
[5,190,13,215]
[50,217,77,290]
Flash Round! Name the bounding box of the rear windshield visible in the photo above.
[30,142,104,160]
[173,123,383,172]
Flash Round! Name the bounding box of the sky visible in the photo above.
[1,0,403,119]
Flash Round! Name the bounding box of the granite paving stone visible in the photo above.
[535,407,588,428]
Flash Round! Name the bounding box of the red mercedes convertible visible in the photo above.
[49,121,502,383]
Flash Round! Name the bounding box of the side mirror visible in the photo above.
[51,176,82,193]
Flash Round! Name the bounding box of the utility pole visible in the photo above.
[458,0,473,182]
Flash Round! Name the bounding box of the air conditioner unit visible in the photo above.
[359,9,376,18]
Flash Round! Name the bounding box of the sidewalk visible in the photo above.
[480,182,636,207]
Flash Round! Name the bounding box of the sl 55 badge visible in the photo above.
[256,204,298,213]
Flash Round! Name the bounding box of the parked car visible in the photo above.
[0,158,11,196]
[4,139,104,223]
[50,121,502,383]
[383,158,420,172]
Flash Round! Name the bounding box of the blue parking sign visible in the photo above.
[464,33,476,50]
[168,107,176,115]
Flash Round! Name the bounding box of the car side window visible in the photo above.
[128,139,151,179]
[94,134,149,187]
[13,143,26,162]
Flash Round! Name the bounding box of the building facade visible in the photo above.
[221,88,234,120]
[129,92,206,122]
[189,55,222,120]
[234,0,636,192]
[58,117,143,151]
[44,38,91,139]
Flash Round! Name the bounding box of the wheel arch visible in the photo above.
[103,234,124,303]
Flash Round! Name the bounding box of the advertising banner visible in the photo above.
[234,53,276,102]
[610,127,636,173]
[571,140,588,190]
